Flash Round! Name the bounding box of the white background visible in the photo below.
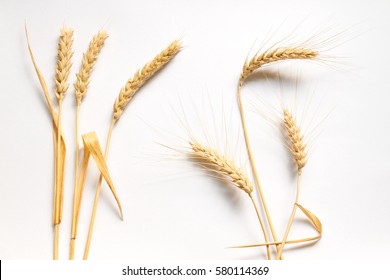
[0,0,389,260]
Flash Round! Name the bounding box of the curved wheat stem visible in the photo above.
[70,31,108,260]
[189,141,271,259]
[238,46,318,259]
[113,39,182,122]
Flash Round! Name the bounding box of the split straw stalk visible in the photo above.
[70,31,108,259]
[189,141,271,260]
[238,46,318,258]
[83,39,182,259]
[276,109,307,259]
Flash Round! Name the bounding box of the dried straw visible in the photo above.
[83,39,182,259]
[237,45,319,259]
[70,31,108,259]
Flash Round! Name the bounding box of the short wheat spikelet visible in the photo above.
[189,142,253,195]
[74,31,108,104]
[55,28,74,101]
[283,109,307,175]
[113,39,182,121]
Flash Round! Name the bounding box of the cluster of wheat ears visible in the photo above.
[27,25,325,260]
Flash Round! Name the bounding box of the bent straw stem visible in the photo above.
[83,119,115,260]
[249,193,271,259]
[237,82,280,257]
[277,173,301,259]
[69,102,80,259]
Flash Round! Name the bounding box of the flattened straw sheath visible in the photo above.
[83,40,182,259]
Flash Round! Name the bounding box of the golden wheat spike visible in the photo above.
[55,27,74,101]
[189,141,254,194]
[74,31,108,104]
[241,47,318,82]
[283,109,307,174]
[113,39,182,121]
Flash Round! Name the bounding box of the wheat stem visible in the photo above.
[54,99,63,260]
[70,31,107,260]
[277,173,301,259]
[54,224,59,259]
[83,119,115,260]
[229,233,320,248]
[237,82,280,258]
[69,103,80,260]
[249,193,271,259]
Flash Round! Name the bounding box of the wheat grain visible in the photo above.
[189,141,253,195]
[113,39,182,121]
[74,31,108,104]
[283,109,307,175]
[241,47,318,82]
[55,27,74,101]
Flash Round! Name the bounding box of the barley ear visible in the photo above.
[74,31,108,104]
[55,27,74,101]
[283,109,307,174]
[113,39,182,122]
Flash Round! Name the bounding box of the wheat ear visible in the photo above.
[113,39,182,122]
[238,46,318,259]
[53,27,73,260]
[74,31,108,104]
[277,109,307,259]
[83,39,182,259]
[283,109,307,174]
[241,47,318,82]
[189,141,271,259]
[70,31,108,260]
[55,28,74,101]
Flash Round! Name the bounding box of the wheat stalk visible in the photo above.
[70,30,108,260]
[113,39,182,122]
[189,141,271,259]
[277,109,307,259]
[237,45,319,259]
[83,39,182,259]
